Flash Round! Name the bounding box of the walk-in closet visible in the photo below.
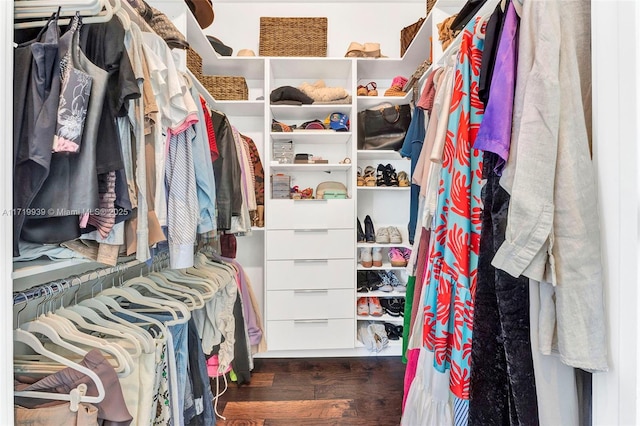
[3,0,639,424]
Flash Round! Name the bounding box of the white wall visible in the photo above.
[592,0,640,425]
[203,2,426,58]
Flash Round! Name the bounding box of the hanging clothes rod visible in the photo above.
[12,257,144,306]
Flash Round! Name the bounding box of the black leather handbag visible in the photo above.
[357,104,412,151]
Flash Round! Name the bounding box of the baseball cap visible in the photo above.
[325,112,350,131]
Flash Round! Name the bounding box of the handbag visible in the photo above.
[357,104,412,151]
[400,17,426,57]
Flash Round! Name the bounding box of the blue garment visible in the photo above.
[400,107,426,244]
[146,313,189,426]
[190,85,217,234]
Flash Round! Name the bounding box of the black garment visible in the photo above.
[468,152,539,426]
[185,318,208,425]
[230,291,251,385]
[80,19,140,174]
[450,0,488,32]
[22,20,108,244]
[13,18,60,255]
[478,1,508,105]
[211,111,242,231]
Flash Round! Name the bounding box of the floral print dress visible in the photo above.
[422,16,485,420]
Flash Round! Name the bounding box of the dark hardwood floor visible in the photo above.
[215,356,406,425]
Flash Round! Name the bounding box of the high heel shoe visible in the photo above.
[357,218,366,243]
[364,215,376,243]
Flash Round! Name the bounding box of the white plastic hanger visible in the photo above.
[14,328,106,405]
[77,299,156,352]
[125,276,199,310]
[155,270,213,303]
[99,287,190,325]
[54,306,142,358]
[147,272,207,308]
[93,295,167,337]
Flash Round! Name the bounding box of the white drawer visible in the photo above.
[266,229,354,260]
[266,289,354,320]
[266,319,355,351]
[267,199,354,229]
[266,259,354,290]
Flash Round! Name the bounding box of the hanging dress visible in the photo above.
[421,16,485,421]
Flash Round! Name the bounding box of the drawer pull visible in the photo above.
[293,319,330,325]
[293,229,329,233]
[293,289,329,294]
[293,259,329,264]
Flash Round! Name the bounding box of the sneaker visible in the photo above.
[366,271,383,291]
[368,297,384,316]
[357,271,369,292]
[372,247,383,267]
[388,226,402,244]
[360,247,373,268]
[364,215,376,243]
[380,297,403,317]
[377,271,394,292]
[357,218,366,243]
[401,247,412,261]
[375,227,390,244]
[357,297,369,316]
[389,248,408,267]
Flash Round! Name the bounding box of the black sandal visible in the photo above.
[385,164,399,187]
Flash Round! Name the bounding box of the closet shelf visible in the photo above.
[356,150,404,160]
[270,131,352,144]
[356,314,404,323]
[357,263,407,271]
[357,186,410,191]
[357,242,412,249]
[357,290,407,298]
[357,93,412,110]
[270,104,352,121]
[270,163,352,172]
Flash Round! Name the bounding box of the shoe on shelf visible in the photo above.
[357,271,369,292]
[376,164,387,186]
[357,218,366,243]
[384,323,402,340]
[360,247,373,268]
[398,170,410,187]
[368,297,384,317]
[364,215,376,243]
[380,297,403,317]
[375,227,390,244]
[363,166,376,187]
[385,164,399,187]
[357,167,365,187]
[389,247,408,267]
[388,226,402,244]
[357,297,369,316]
[372,247,383,267]
[366,271,383,291]
[377,271,394,292]
[401,247,412,262]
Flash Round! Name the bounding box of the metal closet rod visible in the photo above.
[12,251,170,306]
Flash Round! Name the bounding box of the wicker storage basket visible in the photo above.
[186,48,249,101]
[259,17,327,57]
[427,0,437,16]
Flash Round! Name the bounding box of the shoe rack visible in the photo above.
[144,0,474,357]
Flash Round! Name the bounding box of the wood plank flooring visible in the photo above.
[216,357,406,426]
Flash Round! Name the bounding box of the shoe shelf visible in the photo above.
[357,290,407,297]
[357,241,412,249]
[357,314,404,323]
[357,263,407,271]
[357,186,410,191]
[270,105,352,122]
[271,131,352,144]
[270,163,352,172]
